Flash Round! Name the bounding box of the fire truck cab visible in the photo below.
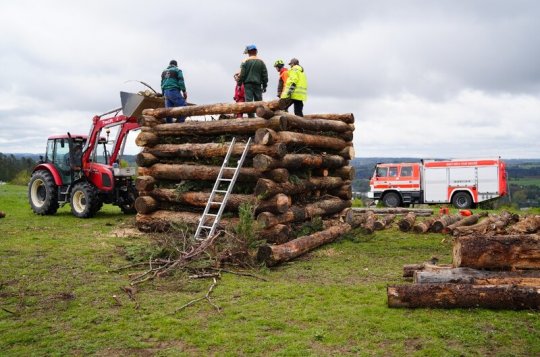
[368,158,507,209]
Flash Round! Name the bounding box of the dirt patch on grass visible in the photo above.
[110,227,144,238]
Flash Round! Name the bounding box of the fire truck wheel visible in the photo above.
[382,192,401,208]
[452,192,472,209]
[28,170,59,215]
[70,182,98,218]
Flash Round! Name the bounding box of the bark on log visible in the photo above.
[402,263,453,278]
[143,100,280,118]
[330,166,355,181]
[350,213,368,229]
[398,212,417,232]
[136,210,239,233]
[412,217,437,234]
[258,224,292,244]
[257,224,352,266]
[303,113,355,124]
[257,197,351,228]
[453,234,540,270]
[254,128,348,150]
[374,214,397,230]
[253,153,345,171]
[138,163,261,182]
[328,184,352,200]
[144,142,287,159]
[387,283,540,309]
[509,215,540,234]
[339,146,355,160]
[265,168,289,183]
[152,117,281,137]
[255,106,275,119]
[279,113,353,133]
[414,267,540,285]
[135,175,156,192]
[254,177,344,197]
[431,214,462,233]
[138,115,164,127]
[362,211,377,234]
[351,207,434,216]
[256,193,292,214]
[135,196,159,214]
[452,211,519,236]
[445,212,488,234]
[148,189,254,211]
[136,131,159,147]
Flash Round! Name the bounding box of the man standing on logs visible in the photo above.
[279,58,307,117]
[161,59,188,123]
[238,45,268,118]
[273,59,289,99]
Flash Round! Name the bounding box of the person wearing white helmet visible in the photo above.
[273,59,289,99]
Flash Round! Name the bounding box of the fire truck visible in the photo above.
[368,158,508,209]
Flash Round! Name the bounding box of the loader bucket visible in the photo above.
[120,91,164,118]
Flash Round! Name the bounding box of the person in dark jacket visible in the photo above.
[161,59,188,123]
[238,45,268,117]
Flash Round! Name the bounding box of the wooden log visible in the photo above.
[445,212,488,234]
[279,113,353,133]
[339,146,355,160]
[136,210,239,233]
[138,115,165,127]
[387,284,540,309]
[452,211,518,236]
[254,177,344,198]
[414,267,540,284]
[509,215,540,234]
[362,211,377,234]
[330,166,355,181]
[138,163,261,182]
[403,263,453,278]
[350,213,367,229]
[351,207,434,216]
[135,131,159,147]
[431,214,462,233]
[135,196,159,214]
[256,194,291,214]
[253,153,345,171]
[257,224,352,266]
[453,234,540,270]
[265,168,289,183]
[412,217,438,233]
[257,197,351,228]
[148,189,253,210]
[144,99,280,118]
[303,113,355,124]
[254,128,348,150]
[338,131,354,142]
[145,142,287,159]
[135,175,156,192]
[258,224,292,244]
[136,152,159,167]
[152,117,281,137]
[374,214,396,230]
[255,106,275,119]
[398,212,416,232]
[328,184,352,200]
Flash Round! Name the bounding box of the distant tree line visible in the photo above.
[0,153,36,182]
[507,166,540,178]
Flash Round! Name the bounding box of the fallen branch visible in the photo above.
[175,277,221,313]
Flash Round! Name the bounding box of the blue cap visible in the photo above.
[244,44,257,53]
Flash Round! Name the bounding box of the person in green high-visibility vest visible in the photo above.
[279,58,308,117]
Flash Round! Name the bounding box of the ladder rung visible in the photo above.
[223,167,237,170]
[215,190,228,193]
[219,178,233,182]
[200,225,213,229]
[210,201,223,205]
[205,214,218,217]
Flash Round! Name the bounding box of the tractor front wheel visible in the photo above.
[28,171,59,215]
[70,182,99,218]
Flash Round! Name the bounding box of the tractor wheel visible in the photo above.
[70,182,98,218]
[452,192,473,209]
[382,192,401,208]
[120,186,137,214]
[28,171,59,215]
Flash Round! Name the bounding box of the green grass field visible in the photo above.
[510,177,540,186]
[1,184,539,356]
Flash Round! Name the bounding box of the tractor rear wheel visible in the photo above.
[70,182,99,218]
[28,171,59,215]
[382,192,402,208]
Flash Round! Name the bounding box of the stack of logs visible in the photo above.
[388,213,540,309]
[134,100,356,266]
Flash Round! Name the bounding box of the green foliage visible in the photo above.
[235,203,260,249]
[9,170,31,186]
[175,180,210,195]
[289,175,301,184]
[1,184,539,356]
[0,153,36,182]
[296,216,323,237]
[351,197,363,207]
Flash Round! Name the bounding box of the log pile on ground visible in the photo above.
[389,213,540,309]
[135,100,355,266]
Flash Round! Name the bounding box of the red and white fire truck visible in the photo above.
[368,158,508,208]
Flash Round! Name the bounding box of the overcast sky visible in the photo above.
[1,0,539,158]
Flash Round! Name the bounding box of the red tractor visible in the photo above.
[28,92,162,218]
